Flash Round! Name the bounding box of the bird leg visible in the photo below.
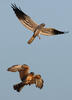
[38,35,41,39]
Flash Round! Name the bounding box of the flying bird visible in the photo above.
[11,4,68,44]
[7,64,44,92]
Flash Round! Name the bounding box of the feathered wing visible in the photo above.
[13,74,44,92]
[7,65,22,72]
[13,80,34,92]
[40,28,68,36]
[11,4,38,32]
[13,81,25,92]
[13,80,31,92]
[7,64,30,81]
[34,75,44,89]
[13,74,34,92]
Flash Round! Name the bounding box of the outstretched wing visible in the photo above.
[13,74,43,92]
[34,75,44,89]
[7,64,30,81]
[40,28,68,36]
[13,80,30,92]
[13,73,34,92]
[7,65,22,72]
[11,4,38,32]
[13,82,25,92]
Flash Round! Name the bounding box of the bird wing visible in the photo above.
[40,28,68,36]
[7,64,30,81]
[13,74,34,92]
[13,74,43,92]
[34,75,44,89]
[13,82,25,92]
[13,78,34,92]
[11,4,38,32]
[7,65,22,72]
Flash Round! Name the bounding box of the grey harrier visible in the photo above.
[7,64,44,92]
[11,4,68,44]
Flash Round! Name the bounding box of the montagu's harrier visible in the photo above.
[7,64,44,92]
[11,4,68,44]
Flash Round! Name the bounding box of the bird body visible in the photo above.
[28,23,45,44]
[11,4,68,44]
[7,64,44,92]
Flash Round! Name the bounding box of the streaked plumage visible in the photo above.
[7,64,44,92]
[11,4,68,44]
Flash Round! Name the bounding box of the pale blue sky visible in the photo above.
[0,0,72,100]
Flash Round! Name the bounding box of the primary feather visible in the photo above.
[11,4,38,32]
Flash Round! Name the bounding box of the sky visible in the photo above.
[0,0,72,100]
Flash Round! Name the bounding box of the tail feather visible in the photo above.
[27,35,35,44]
[28,31,40,44]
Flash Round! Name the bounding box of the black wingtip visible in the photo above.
[13,85,20,92]
[11,3,21,11]
[11,3,21,13]
[11,3,17,10]
[54,29,69,35]
[11,3,27,19]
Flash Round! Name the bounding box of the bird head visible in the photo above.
[30,72,34,75]
[40,23,45,27]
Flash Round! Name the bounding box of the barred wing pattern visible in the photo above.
[40,28,68,36]
[11,4,38,32]
[7,64,30,81]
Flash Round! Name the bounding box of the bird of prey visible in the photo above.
[7,64,44,92]
[11,4,68,44]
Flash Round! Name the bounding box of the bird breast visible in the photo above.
[26,75,33,81]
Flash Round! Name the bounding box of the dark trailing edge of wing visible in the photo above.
[11,3,27,19]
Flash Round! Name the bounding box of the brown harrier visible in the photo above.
[11,4,68,44]
[7,64,44,92]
